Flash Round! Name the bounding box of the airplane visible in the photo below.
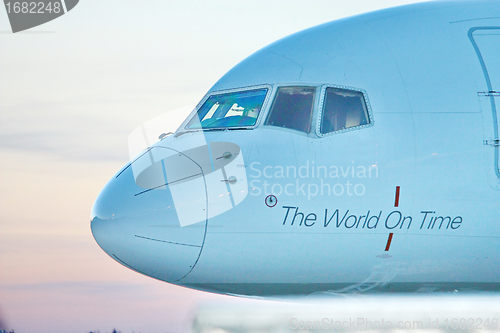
[91,0,500,297]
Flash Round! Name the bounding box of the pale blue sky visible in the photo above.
[0,1,430,332]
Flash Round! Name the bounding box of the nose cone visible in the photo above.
[91,159,207,283]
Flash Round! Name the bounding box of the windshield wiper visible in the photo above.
[174,127,251,138]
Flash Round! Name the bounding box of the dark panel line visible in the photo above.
[468,27,500,180]
[116,148,153,178]
[112,254,149,276]
[134,183,168,196]
[134,235,201,248]
[134,173,203,196]
[115,163,132,178]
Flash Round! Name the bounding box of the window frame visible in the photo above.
[264,85,318,134]
[316,84,374,137]
[180,84,273,132]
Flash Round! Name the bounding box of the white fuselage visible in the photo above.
[91,0,500,296]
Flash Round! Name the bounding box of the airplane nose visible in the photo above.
[90,152,207,283]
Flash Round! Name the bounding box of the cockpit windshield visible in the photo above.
[186,88,268,130]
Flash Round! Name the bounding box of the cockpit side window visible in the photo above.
[186,88,268,130]
[320,87,371,134]
[265,86,316,133]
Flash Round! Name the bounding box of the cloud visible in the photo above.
[0,281,148,297]
[0,131,128,163]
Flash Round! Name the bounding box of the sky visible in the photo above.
[0,1,432,332]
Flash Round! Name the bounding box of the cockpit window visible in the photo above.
[265,86,316,133]
[186,88,268,129]
[320,87,371,134]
